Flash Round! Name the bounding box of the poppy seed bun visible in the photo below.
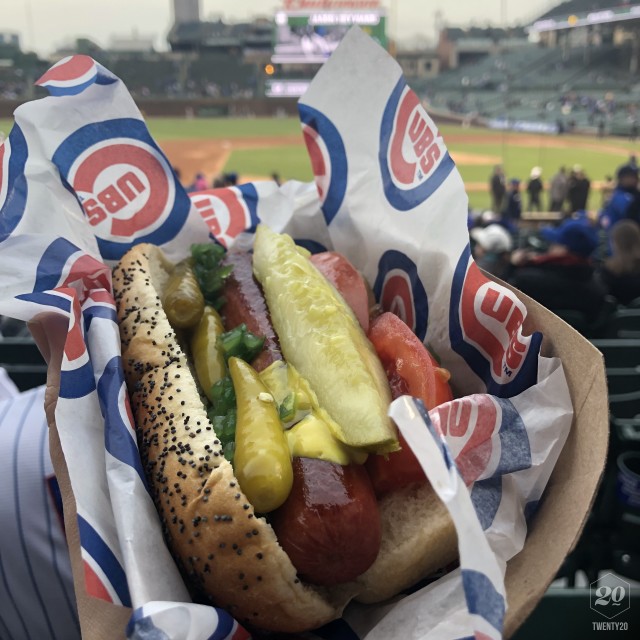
[113,243,351,632]
[112,242,458,632]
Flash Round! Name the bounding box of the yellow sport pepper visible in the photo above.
[228,357,293,513]
[190,306,226,402]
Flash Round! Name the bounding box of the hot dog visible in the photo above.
[219,250,382,587]
[112,226,457,633]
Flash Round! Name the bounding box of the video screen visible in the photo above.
[272,10,386,64]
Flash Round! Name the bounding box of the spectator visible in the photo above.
[601,175,615,208]
[508,218,605,324]
[549,167,568,212]
[223,172,238,187]
[503,178,522,228]
[188,173,208,192]
[470,223,514,281]
[489,165,506,216]
[598,164,640,230]
[476,209,501,227]
[0,385,81,640]
[567,165,590,214]
[526,167,544,212]
[598,220,640,306]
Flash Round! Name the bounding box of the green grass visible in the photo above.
[0,118,13,135]
[421,125,636,210]
[146,117,304,140]
[225,145,313,182]
[3,113,636,213]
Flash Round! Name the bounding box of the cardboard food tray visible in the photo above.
[35,274,607,639]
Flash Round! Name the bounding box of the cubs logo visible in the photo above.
[427,393,531,530]
[77,514,132,607]
[298,103,348,225]
[97,356,148,490]
[449,245,542,397]
[190,184,259,248]
[373,250,428,341]
[36,55,116,96]
[431,395,500,486]
[0,124,29,243]
[53,119,190,260]
[35,238,112,303]
[379,78,455,211]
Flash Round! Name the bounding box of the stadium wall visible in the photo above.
[0,97,301,119]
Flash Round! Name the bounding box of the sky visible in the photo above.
[2,0,559,56]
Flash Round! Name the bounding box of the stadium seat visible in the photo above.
[591,339,640,368]
[551,300,616,339]
[606,367,640,395]
[613,417,640,454]
[552,310,590,336]
[627,296,640,309]
[0,337,47,391]
[606,309,640,339]
[608,390,640,420]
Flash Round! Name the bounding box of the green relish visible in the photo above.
[191,243,233,310]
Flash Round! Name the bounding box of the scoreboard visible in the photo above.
[272,0,387,64]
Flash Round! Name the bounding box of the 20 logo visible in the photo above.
[590,574,631,621]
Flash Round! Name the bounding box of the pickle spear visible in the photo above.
[252,225,397,454]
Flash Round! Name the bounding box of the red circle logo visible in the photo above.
[68,140,174,241]
[388,87,443,188]
[379,269,416,332]
[431,395,499,485]
[302,123,331,203]
[461,261,529,382]
[37,55,96,87]
[191,188,251,248]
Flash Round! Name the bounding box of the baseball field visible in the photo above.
[2,116,638,211]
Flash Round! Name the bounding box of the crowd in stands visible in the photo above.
[0,79,29,99]
[184,170,240,191]
[472,158,640,336]
[181,170,281,192]
[489,164,593,219]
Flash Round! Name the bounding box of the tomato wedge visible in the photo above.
[310,251,370,333]
[366,312,453,495]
